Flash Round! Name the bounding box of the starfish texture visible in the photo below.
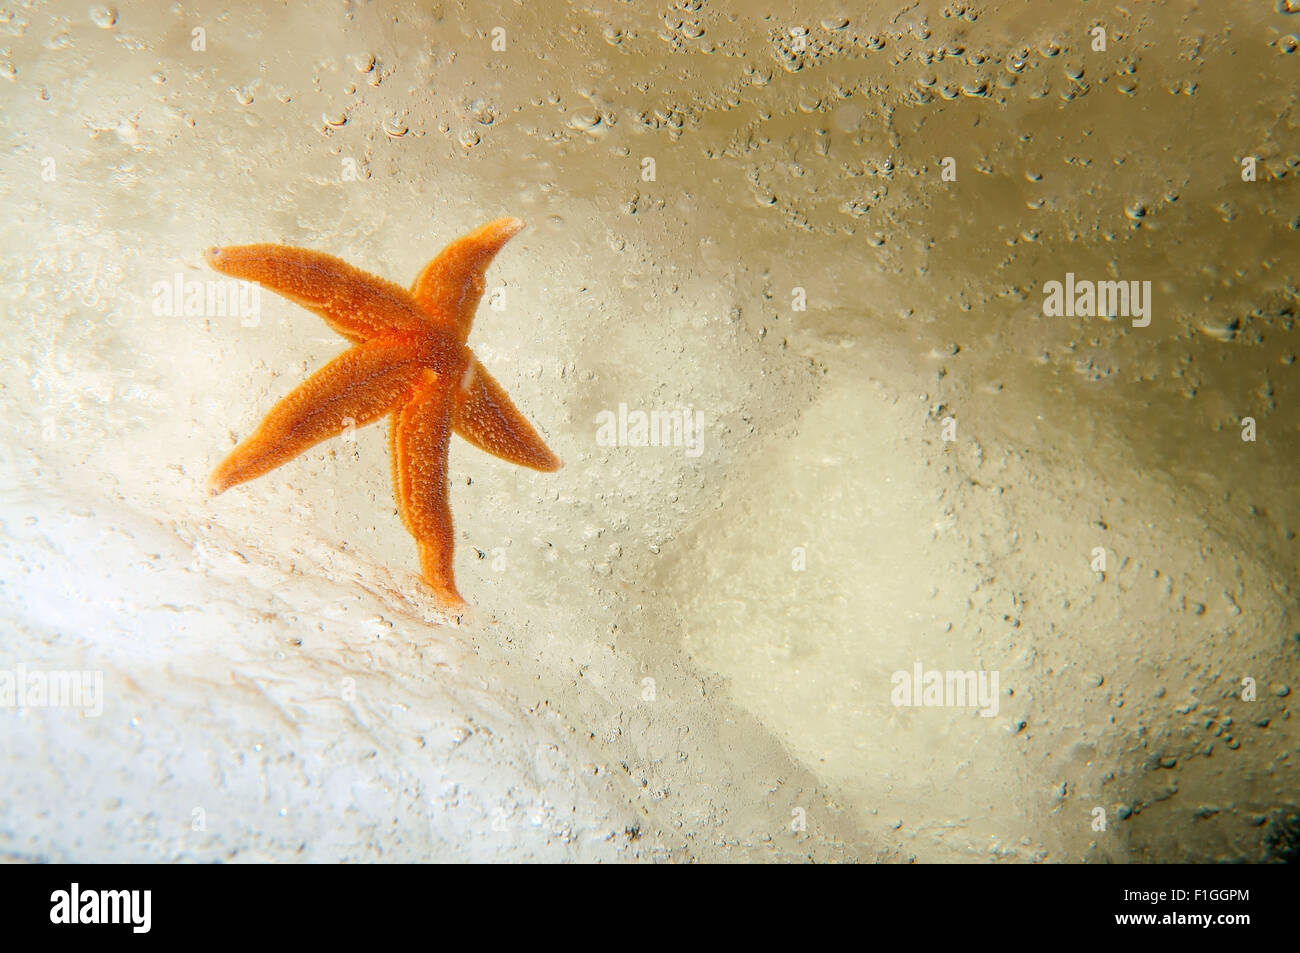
[206,218,561,607]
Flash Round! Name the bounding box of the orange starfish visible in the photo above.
[205,218,562,607]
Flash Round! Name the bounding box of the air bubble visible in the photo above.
[89,5,117,28]
[567,109,608,137]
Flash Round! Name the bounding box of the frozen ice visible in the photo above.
[0,1,1296,862]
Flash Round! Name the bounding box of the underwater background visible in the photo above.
[1,1,1297,861]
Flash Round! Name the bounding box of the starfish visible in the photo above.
[205,217,562,607]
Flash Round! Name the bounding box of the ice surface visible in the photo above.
[0,1,1296,861]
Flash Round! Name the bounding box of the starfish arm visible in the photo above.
[389,409,413,536]
[209,340,421,495]
[392,370,464,606]
[453,359,563,472]
[409,217,525,342]
[207,244,432,343]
